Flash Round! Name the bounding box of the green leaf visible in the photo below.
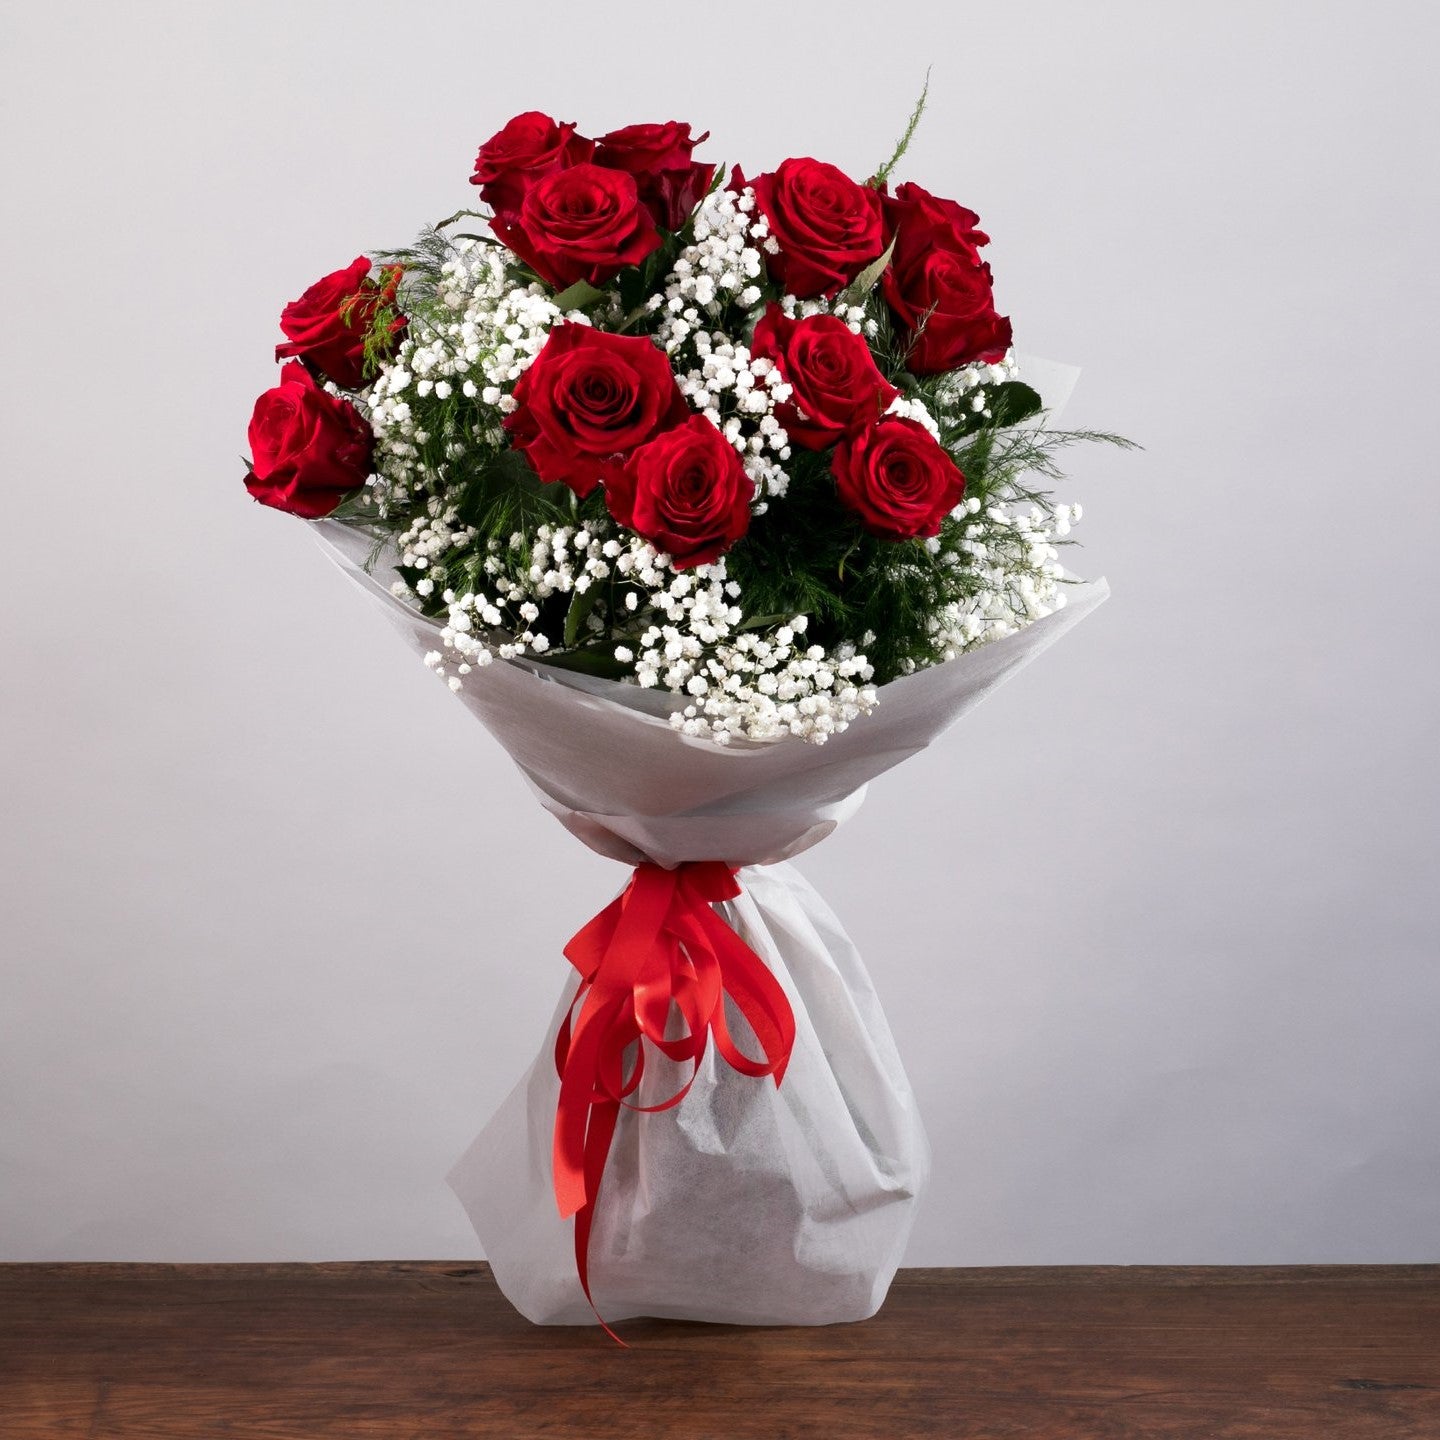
[551,279,607,311]
[618,245,675,314]
[537,640,628,679]
[563,583,601,648]
[616,302,652,333]
[453,447,573,536]
[988,381,1044,427]
[840,235,896,306]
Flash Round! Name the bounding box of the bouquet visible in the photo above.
[243,92,1119,1337]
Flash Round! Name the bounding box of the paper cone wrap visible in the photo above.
[312,495,1106,1326]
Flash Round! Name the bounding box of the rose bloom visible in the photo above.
[605,415,754,569]
[469,110,594,216]
[505,323,688,496]
[492,163,662,289]
[274,257,406,391]
[746,157,885,299]
[881,181,1012,375]
[883,180,991,254]
[245,362,373,518]
[594,121,715,231]
[831,416,966,540]
[750,305,898,450]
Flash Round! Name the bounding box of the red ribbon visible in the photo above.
[553,860,796,1343]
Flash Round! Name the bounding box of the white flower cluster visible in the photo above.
[937,351,1021,422]
[921,496,1083,662]
[884,391,942,437]
[388,503,476,600]
[626,564,878,746]
[780,292,878,336]
[365,241,583,515]
[424,522,617,689]
[662,630,879,745]
[419,514,877,742]
[651,186,794,501]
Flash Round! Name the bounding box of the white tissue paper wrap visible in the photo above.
[309,357,1107,1327]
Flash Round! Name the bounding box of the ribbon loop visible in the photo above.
[552,861,796,1343]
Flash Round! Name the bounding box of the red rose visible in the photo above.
[245,362,373,518]
[750,304,898,450]
[883,180,991,254]
[880,181,1011,375]
[749,157,885,299]
[605,415,754,569]
[492,163,661,289]
[505,322,688,496]
[594,121,715,231]
[831,416,966,540]
[469,111,594,216]
[274,257,406,391]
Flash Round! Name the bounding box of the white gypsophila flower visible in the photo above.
[416,515,880,745]
[914,497,1082,664]
[653,186,794,502]
[928,350,1020,425]
[883,392,941,438]
[361,241,586,517]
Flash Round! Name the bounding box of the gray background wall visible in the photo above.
[2,0,1436,1265]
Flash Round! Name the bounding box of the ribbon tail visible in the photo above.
[571,1095,627,1348]
[553,986,627,1219]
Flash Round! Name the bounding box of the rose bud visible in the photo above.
[594,121,715,231]
[880,181,1011,374]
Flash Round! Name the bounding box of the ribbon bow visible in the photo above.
[553,860,796,1343]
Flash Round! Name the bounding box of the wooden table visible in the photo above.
[2,1263,1437,1438]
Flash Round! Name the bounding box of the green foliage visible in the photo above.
[551,278,608,311]
[343,265,404,380]
[617,243,677,315]
[869,72,931,188]
[563,582,601,648]
[453,448,583,539]
[718,417,1131,686]
[961,422,1137,505]
[372,226,456,295]
[987,381,1043,428]
[840,235,897,306]
[536,640,630,679]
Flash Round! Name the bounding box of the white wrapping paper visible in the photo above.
[313,518,1106,1326]
[452,861,931,1325]
[308,357,1105,1325]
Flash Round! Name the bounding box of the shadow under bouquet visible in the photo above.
[243,96,1120,1339]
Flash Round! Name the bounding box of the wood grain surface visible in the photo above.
[2,1263,1437,1438]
